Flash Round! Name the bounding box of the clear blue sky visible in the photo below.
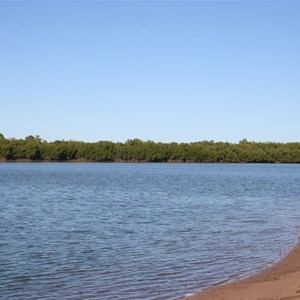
[1,1,299,143]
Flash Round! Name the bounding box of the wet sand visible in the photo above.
[187,241,300,300]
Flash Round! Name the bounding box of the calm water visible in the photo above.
[1,163,300,299]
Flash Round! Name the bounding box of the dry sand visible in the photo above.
[186,241,300,300]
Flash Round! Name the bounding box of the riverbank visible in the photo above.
[187,240,300,300]
[0,158,190,163]
[2,137,300,163]
[0,158,297,164]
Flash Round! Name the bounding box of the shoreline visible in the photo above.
[0,158,296,164]
[186,239,300,300]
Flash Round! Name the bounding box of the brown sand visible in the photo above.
[186,241,300,300]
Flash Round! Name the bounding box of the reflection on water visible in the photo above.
[1,163,300,299]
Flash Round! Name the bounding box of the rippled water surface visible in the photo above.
[1,163,300,299]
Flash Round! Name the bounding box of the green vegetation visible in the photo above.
[0,134,300,163]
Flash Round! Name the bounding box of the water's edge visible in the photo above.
[183,236,300,299]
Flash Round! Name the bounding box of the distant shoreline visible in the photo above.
[2,137,300,163]
[0,158,297,164]
[0,158,203,163]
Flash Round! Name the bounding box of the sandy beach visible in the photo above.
[186,241,300,300]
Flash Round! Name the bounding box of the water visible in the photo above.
[1,163,300,299]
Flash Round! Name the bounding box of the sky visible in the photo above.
[0,1,299,143]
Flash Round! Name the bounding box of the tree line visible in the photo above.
[1,134,300,163]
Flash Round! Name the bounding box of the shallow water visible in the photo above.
[1,163,300,299]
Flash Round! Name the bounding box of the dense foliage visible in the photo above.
[1,134,300,163]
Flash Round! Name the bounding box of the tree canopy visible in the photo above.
[0,135,300,163]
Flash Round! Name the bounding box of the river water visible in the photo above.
[1,163,300,299]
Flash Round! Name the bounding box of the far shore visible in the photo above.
[0,158,295,164]
[186,240,300,300]
[0,158,177,163]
